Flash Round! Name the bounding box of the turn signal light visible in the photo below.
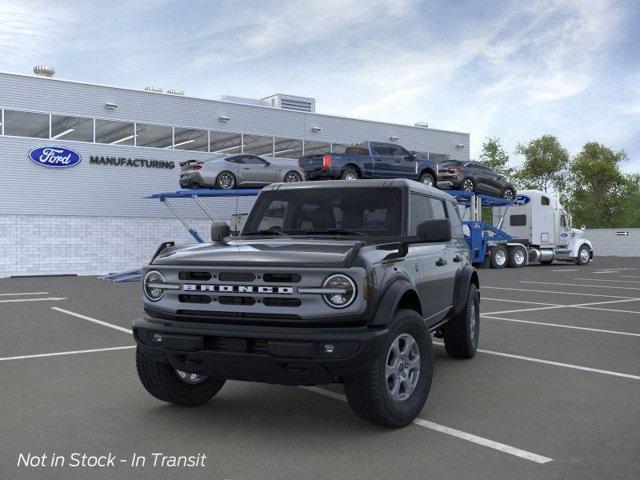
[322,154,331,169]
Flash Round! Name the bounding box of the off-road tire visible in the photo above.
[489,245,508,269]
[443,284,480,359]
[341,167,359,180]
[343,309,433,428]
[507,246,526,268]
[136,347,226,406]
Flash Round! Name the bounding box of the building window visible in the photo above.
[51,114,93,142]
[3,110,49,138]
[136,123,173,148]
[273,137,303,158]
[210,131,242,154]
[303,140,331,156]
[243,134,274,156]
[95,119,135,145]
[173,127,208,151]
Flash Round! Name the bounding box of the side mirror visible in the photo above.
[417,219,452,243]
[404,151,416,160]
[264,160,271,166]
[211,221,231,243]
[581,225,586,231]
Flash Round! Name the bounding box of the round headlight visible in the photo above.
[144,270,165,302]
[322,274,356,309]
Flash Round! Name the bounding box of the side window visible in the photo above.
[510,215,526,226]
[446,201,464,238]
[409,194,432,234]
[541,196,550,206]
[560,215,567,227]
[243,156,267,165]
[226,156,243,164]
[429,198,448,220]
[373,144,390,156]
[387,145,408,158]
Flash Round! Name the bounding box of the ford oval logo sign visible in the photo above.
[514,195,530,206]
[28,146,82,168]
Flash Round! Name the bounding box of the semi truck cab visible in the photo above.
[493,189,593,265]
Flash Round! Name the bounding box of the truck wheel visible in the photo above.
[443,284,480,359]
[489,245,507,269]
[507,246,526,268]
[136,347,226,406]
[419,172,435,187]
[576,245,591,265]
[343,309,433,428]
[341,167,359,181]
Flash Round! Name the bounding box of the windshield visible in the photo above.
[242,188,403,236]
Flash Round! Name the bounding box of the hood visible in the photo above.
[152,238,361,268]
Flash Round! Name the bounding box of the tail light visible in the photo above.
[193,164,202,171]
[322,154,331,169]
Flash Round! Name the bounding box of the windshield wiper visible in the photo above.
[302,229,365,236]
[244,229,288,236]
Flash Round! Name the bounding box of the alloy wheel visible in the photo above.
[462,179,474,191]
[218,172,235,189]
[285,171,302,182]
[385,333,421,402]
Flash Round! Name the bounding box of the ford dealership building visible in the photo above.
[0,70,470,277]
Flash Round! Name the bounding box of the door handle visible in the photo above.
[435,258,447,267]
[242,167,250,170]
[453,255,462,263]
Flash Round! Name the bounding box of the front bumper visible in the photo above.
[133,316,389,385]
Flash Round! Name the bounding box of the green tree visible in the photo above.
[566,142,629,228]
[479,137,514,177]
[515,135,569,193]
[622,174,640,227]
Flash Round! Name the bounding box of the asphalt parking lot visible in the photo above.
[1,257,640,480]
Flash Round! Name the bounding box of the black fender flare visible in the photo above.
[452,264,479,316]
[370,279,421,326]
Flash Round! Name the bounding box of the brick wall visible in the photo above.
[0,215,213,277]
[583,228,640,257]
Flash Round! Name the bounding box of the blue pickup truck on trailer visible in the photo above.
[299,141,439,187]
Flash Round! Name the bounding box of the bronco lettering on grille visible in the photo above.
[182,284,294,294]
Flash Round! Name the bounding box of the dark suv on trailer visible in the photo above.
[437,160,517,199]
[133,179,480,427]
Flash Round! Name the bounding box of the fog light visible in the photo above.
[152,333,163,344]
[323,343,336,354]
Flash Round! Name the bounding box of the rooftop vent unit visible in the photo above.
[144,85,163,93]
[33,65,55,77]
[414,122,429,128]
[262,94,316,113]
[167,89,185,96]
[219,95,270,107]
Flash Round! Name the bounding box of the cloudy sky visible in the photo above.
[1,0,638,170]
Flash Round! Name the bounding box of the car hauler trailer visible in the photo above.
[492,189,593,266]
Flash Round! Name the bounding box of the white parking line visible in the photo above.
[620,275,640,279]
[553,269,578,272]
[0,297,66,304]
[482,297,640,316]
[521,281,640,291]
[572,278,640,284]
[483,315,640,338]
[301,387,553,464]
[0,292,49,296]
[482,286,638,299]
[0,345,135,362]
[434,342,640,381]
[51,307,133,335]
[483,297,559,307]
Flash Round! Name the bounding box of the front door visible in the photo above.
[239,155,276,185]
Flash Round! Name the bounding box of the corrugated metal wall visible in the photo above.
[584,229,640,257]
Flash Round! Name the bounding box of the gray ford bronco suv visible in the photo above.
[133,179,480,427]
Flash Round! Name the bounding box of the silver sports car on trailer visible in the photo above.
[179,154,305,189]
